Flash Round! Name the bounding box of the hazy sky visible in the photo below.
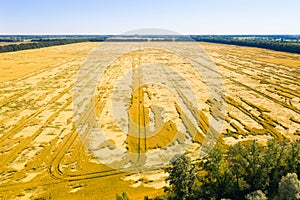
[1,0,299,35]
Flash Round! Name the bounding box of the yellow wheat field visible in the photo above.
[0,42,299,199]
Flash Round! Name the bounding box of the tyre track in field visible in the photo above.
[222,53,300,82]
[0,62,80,173]
[0,95,73,171]
[0,63,79,144]
[159,59,219,145]
[229,78,300,114]
[225,96,285,140]
[215,61,300,109]
[215,57,300,92]
[189,56,300,115]
[216,61,300,98]
[48,49,135,181]
[126,51,147,161]
[0,59,79,109]
[0,84,74,146]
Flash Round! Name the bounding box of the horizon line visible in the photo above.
[0,33,299,36]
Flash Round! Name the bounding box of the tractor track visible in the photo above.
[189,55,300,114]
[160,55,222,145]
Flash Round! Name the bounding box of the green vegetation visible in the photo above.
[0,38,105,53]
[164,155,197,200]
[278,173,300,200]
[1,35,299,54]
[116,139,300,200]
[116,192,131,200]
[245,190,267,200]
[192,35,300,54]
[163,139,300,200]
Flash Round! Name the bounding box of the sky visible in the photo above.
[0,0,299,35]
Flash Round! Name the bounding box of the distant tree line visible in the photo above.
[0,38,105,53]
[30,38,106,42]
[0,39,15,42]
[192,36,300,54]
[1,35,299,54]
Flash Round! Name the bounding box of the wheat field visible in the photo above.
[0,42,299,199]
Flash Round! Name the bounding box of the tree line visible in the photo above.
[1,36,299,54]
[0,38,105,53]
[164,139,300,200]
[192,36,300,54]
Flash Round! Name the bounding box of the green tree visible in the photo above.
[164,155,197,200]
[278,173,300,200]
[245,190,267,200]
[286,140,300,176]
[198,145,234,200]
[229,141,269,193]
[228,142,250,198]
[264,139,288,197]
